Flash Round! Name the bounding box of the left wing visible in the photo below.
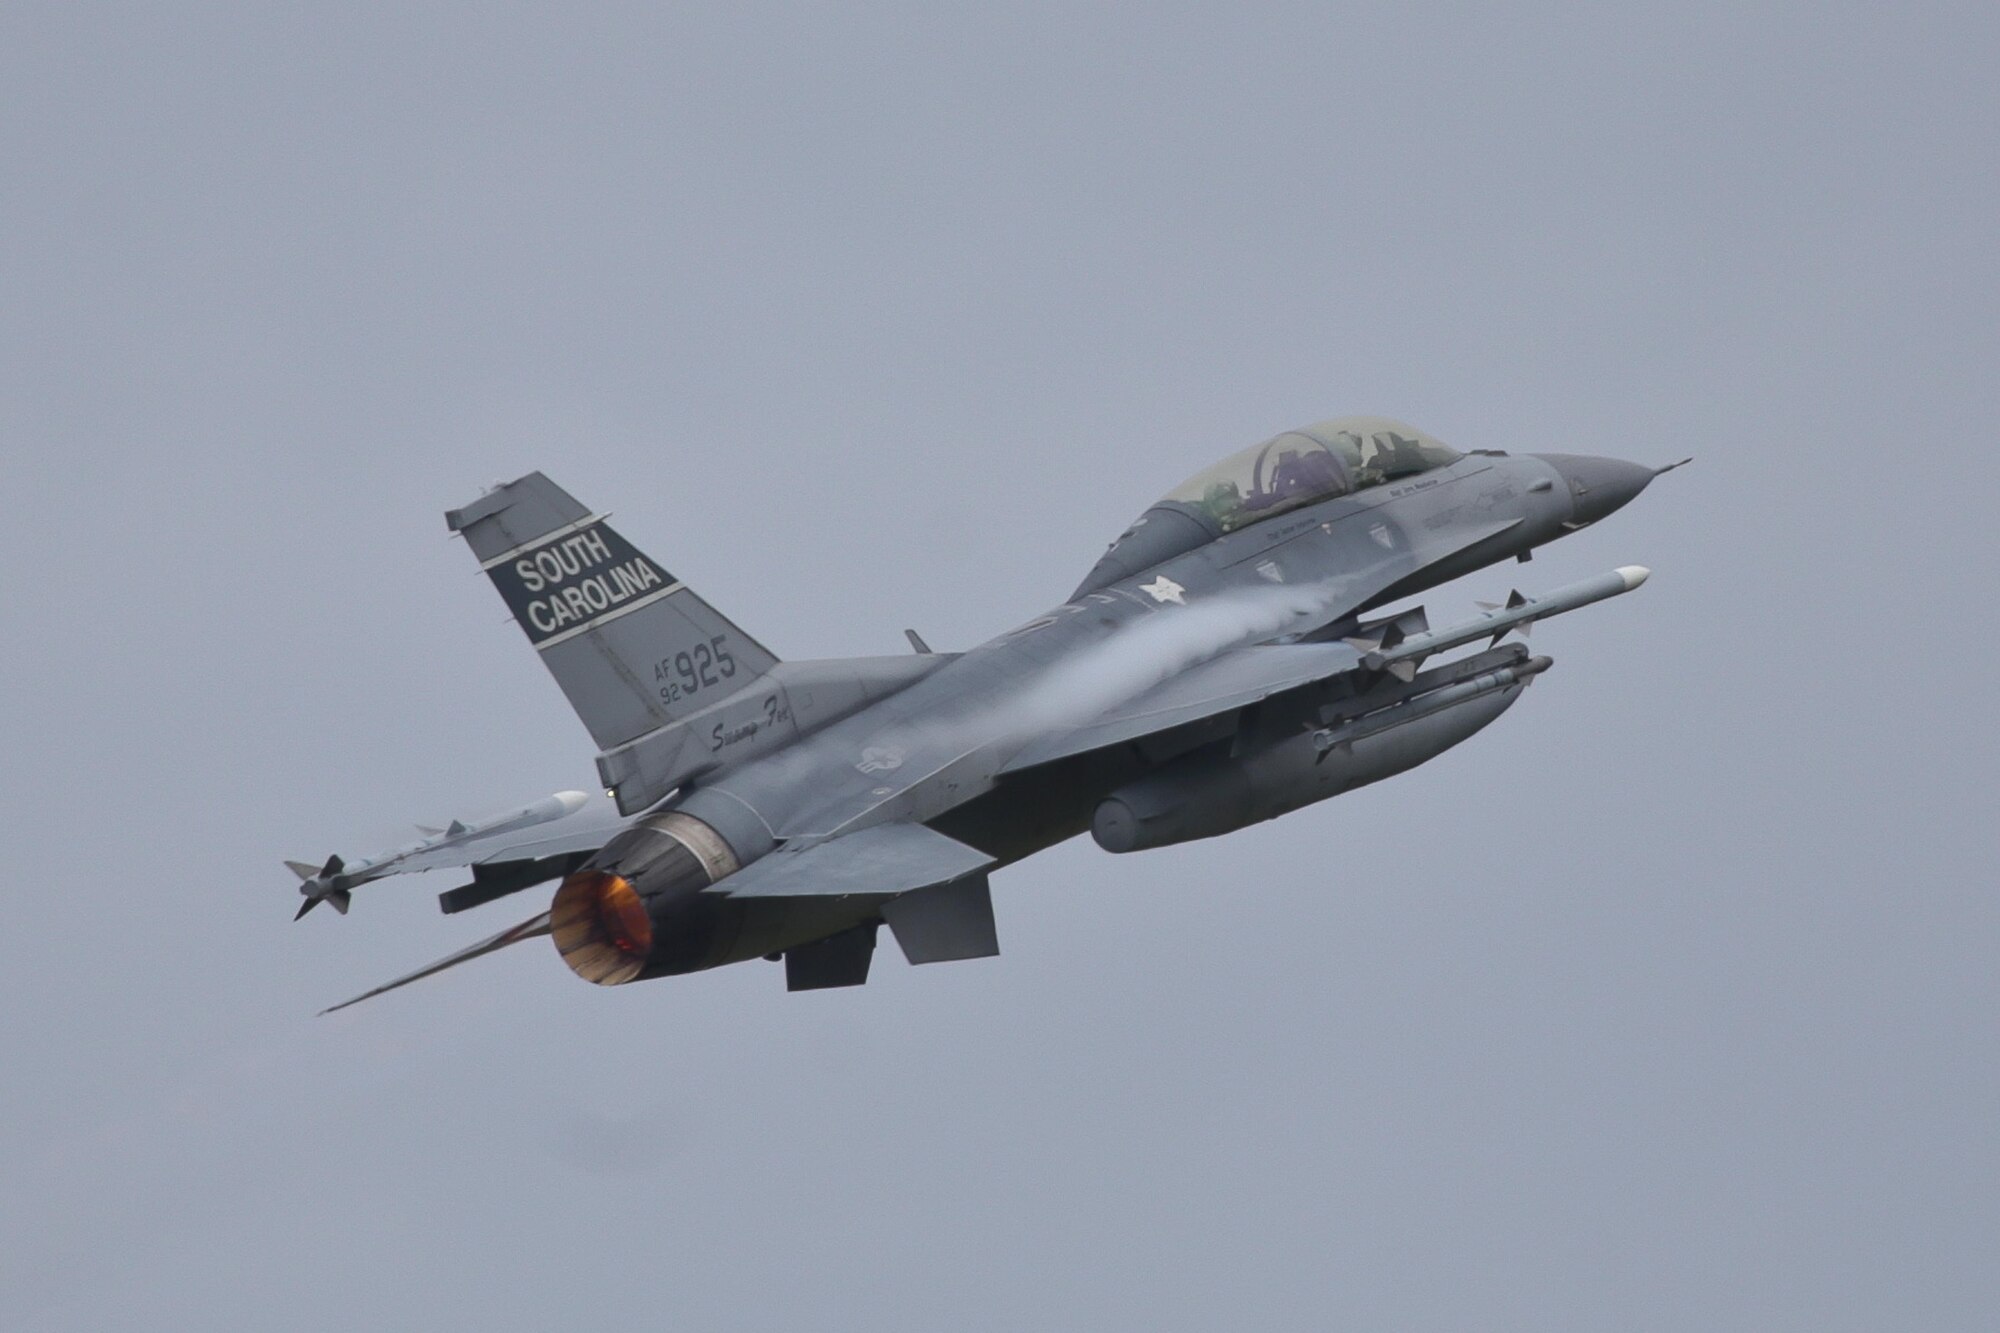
[319,911,552,1014]
[320,822,1001,1011]
[287,789,623,919]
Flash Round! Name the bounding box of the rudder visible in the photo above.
[447,473,779,751]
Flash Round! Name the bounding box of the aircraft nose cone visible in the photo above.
[1536,453,1655,526]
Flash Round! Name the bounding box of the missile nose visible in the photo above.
[1535,453,1656,527]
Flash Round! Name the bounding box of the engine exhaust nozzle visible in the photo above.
[549,810,743,985]
[550,870,653,985]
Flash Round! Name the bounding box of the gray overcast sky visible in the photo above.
[3,4,1995,1328]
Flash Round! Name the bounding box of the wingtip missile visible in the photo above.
[290,854,350,919]
[293,886,351,920]
[287,791,593,920]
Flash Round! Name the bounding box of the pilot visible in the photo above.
[1351,439,1388,488]
[1201,480,1244,528]
[1376,431,1429,479]
[1267,446,1345,503]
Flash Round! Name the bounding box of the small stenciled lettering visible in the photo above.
[712,718,759,751]
[705,694,792,753]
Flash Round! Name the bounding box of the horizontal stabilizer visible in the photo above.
[319,910,552,1014]
[716,822,995,901]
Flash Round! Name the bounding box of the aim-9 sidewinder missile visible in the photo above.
[290,790,590,919]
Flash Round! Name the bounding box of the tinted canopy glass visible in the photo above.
[1161,416,1462,534]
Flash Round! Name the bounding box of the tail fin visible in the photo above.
[447,473,779,751]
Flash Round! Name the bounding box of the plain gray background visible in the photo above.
[3,4,1994,1328]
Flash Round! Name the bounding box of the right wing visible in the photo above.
[1000,565,1653,775]
[1000,642,1362,773]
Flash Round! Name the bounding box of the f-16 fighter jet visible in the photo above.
[300,417,1683,1011]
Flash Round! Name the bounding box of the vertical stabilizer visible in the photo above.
[447,473,779,751]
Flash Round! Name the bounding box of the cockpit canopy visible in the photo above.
[1160,416,1462,534]
[1073,417,1465,597]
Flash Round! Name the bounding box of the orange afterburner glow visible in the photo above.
[550,871,653,984]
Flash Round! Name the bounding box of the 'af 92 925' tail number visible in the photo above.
[655,636,737,705]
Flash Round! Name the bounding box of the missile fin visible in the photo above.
[290,854,350,920]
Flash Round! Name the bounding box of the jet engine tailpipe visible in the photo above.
[550,811,741,984]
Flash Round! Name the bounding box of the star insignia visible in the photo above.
[1140,575,1186,605]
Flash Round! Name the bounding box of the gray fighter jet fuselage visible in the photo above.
[304,419,1677,1009]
